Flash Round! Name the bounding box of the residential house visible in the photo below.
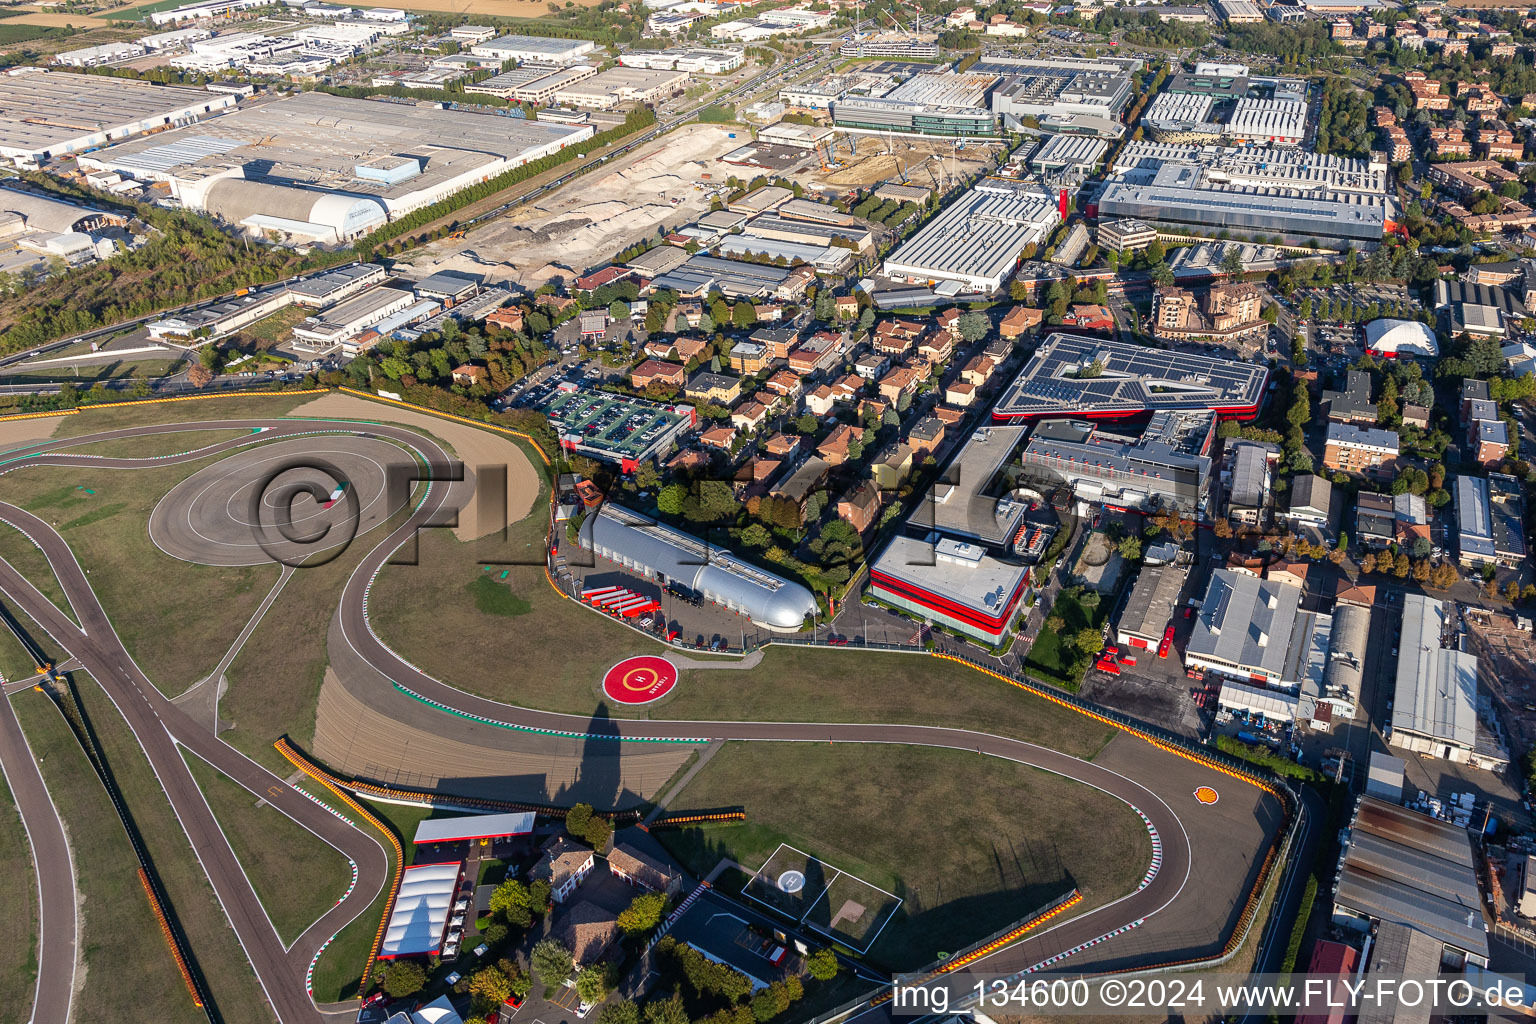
[872,442,914,489]
[630,359,687,390]
[908,415,945,454]
[832,374,865,402]
[818,423,861,465]
[803,384,837,416]
[700,424,737,450]
[607,838,684,896]
[877,364,923,404]
[764,433,802,457]
[1356,491,1397,549]
[484,307,525,332]
[1324,423,1399,480]
[1266,558,1308,589]
[1323,370,1378,425]
[684,371,742,406]
[835,295,860,319]
[787,331,846,376]
[1394,491,1431,549]
[451,364,487,387]
[934,308,963,339]
[530,837,595,904]
[729,341,769,374]
[1061,304,1113,331]
[1402,403,1430,429]
[770,456,830,519]
[751,326,799,359]
[764,369,803,400]
[754,303,786,323]
[731,401,770,433]
[836,480,882,535]
[872,318,925,356]
[1000,305,1043,339]
[1286,474,1334,533]
[932,403,964,425]
[945,379,978,406]
[552,898,619,968]
[961,355,994,386]
[854,352,890,380]
[918,332,955,364]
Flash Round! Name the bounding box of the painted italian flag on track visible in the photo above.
[321,482,348,509]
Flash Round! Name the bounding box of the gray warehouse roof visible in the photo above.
[1391,594,1477,751]
[580,504,816,630]
[1186,568,1304,680]
[1118,562,1188,640]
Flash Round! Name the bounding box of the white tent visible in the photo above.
[380,862,461,958]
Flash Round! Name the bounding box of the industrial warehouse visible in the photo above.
[1095,142,1394,246]
[992,334,1269,421]
[578,504,818,631]
[0,70,237,167]
[881,179,1061,293]
[75,91,593,242]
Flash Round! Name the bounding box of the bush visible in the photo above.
[531,938,575,987]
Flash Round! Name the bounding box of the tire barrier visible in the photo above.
[41,677,219,1020]
[138,866,204,1009]
[646,809,747,829]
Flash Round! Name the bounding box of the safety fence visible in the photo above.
[42,675,218,1018]
[645,809,747,829]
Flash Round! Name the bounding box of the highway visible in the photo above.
[0,415,1289,1022]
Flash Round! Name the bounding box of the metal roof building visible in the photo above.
[1333,795,1488,962]
[994,333,1268,421]
[1185,569,1310,685]
[1028,133,1108,176]
[0,71,237,167]
[414,812,535,844]
[579,505,817,631]
[882,180,1061,293]
[1388,594,1477,762]
[380,861,463,958]
[469,33,596,63]
[1020,412,1216,516]
[1115,562,1188,648]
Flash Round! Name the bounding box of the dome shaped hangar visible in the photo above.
[1364,318,1438,359]
[202,177,386,244]
[578,504,817,632]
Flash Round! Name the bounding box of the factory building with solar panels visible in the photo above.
[577,504,818,631]
[992,333,1269,423]
[1094,142,1394,247]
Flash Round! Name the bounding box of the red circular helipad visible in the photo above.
[602,656,678,705]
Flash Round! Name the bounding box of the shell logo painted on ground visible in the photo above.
[1193,786,1220,805]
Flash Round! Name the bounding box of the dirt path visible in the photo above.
[0,415,64,455]
[285,393,539,542]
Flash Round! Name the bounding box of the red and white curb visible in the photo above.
[1133,807,1162,890]
[293,782,357,828]
[1021,919,1146,974]
[306,932,339,996]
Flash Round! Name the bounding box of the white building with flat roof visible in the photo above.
[469,34,596,64]
[882,180,1059,293]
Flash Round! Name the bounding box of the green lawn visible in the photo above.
[182,750,355,945]
[371,531,1115,760]
[238,307,313,347]
[467,573,531,617]
[0,461,280,696]
[0,522,76,625]
[0,359,181,385]
[0,765,37,1021]
[67,677,273,1024]
[65,428,253,460]
[655,742,1151,970]
[11,688,206,1024]
[51,391,318,438]
[1024,588,1110,690]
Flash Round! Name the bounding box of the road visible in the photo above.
[0,415,1291,1021]
[0,678,76,1024]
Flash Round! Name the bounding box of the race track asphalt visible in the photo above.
[0,416,1289,1023]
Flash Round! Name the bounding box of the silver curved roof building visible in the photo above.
[203,178,386,242]
[579,504,817,631]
